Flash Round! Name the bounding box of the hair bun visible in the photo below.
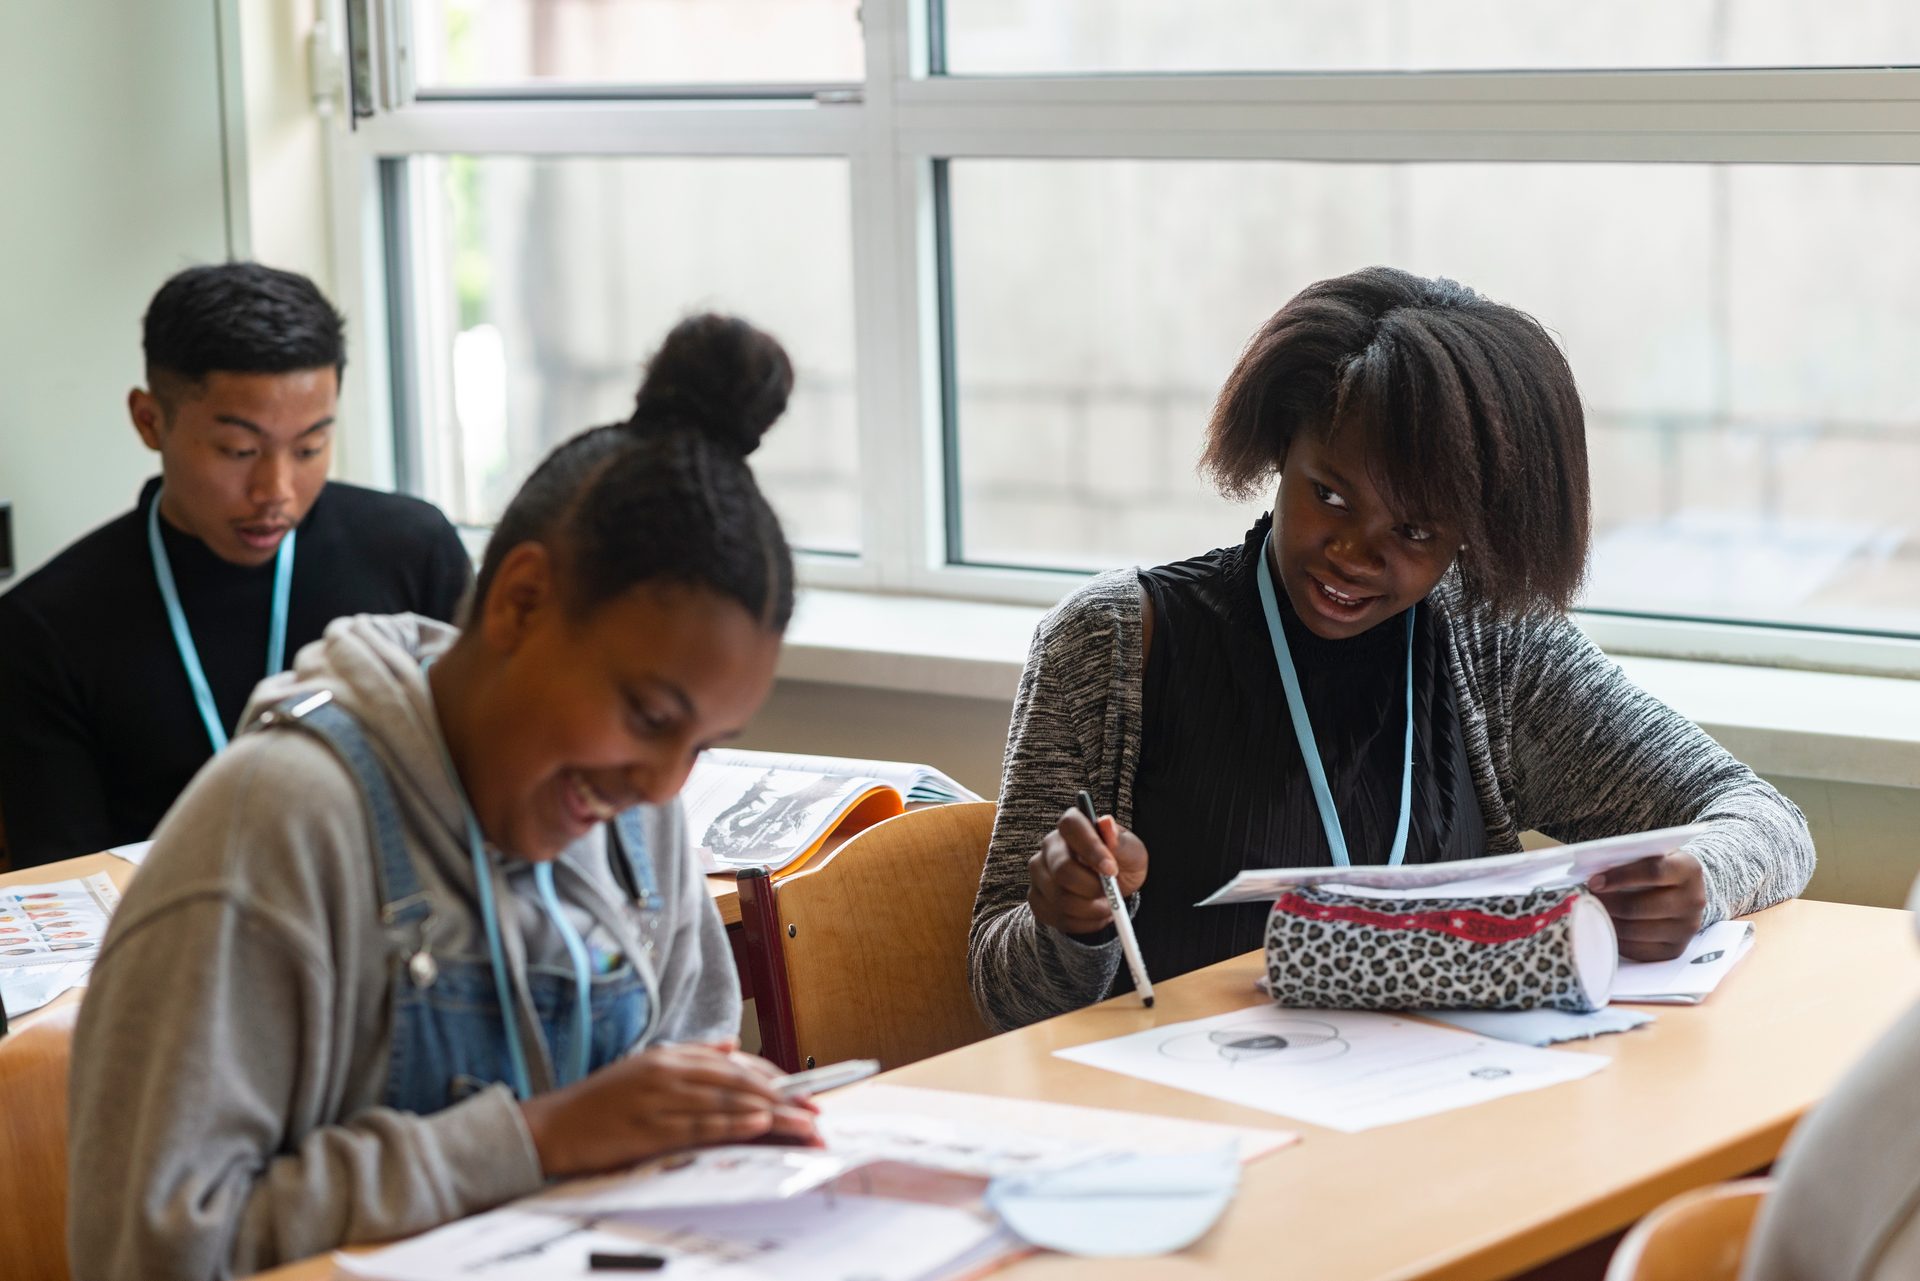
[630,314,794,458]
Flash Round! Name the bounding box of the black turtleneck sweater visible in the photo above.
[0,478,470,866]
[1127,518,1488,986]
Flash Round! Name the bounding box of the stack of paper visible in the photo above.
[1198,824,1710,906]
[337,1088,1297,1279]
[1612,920,1756,1004]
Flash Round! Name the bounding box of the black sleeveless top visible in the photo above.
[1125,517,1488,987]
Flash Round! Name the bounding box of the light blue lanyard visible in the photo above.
[423,657,593,1098]
[1254,530,1414,868]
[147,493,297,753]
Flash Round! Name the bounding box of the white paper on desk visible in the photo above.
[108,840,154,866]
[0,872,119,968]
[539,1085,1299,1220]
[0,960,94,1019]
[1198,823,1710,906]
[1612,920,1755,1004]
[1417,1005,1655,1046]
[816,1083,1298,1172]
[335,1193,1015,1281]
[531,1147,854,1215]
[1055,1005,1608,1133]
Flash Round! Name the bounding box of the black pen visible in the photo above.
[588,1251,668,1271]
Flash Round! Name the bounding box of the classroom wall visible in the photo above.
[0,0,240,584]
[241,0,333,293]
[738,680,1920,911]
[2,5,1912,911]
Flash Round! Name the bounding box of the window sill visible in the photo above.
[781,588,1920,792]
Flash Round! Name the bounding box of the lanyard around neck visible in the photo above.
[422,655,592,1098]
[1254,530,1414,868]
[147,493,297,753]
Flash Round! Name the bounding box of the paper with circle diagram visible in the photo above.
[1055,1005,1608,1132]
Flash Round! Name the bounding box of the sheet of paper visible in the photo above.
[336,1194,1016,1281]
[1055,1005,1608,1133]
[108,840,154,866]
[538,1085,1298,1220]
[1197,823,1710,906]
[817,1083,1298,1171]
[1417,1005,1655,1046]
[0,960,94,1019]
[0,872,119,968]
[532,1147,855,1215]
[1612,920,1755,1004]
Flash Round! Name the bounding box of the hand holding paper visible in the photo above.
[1587,848,1708,961]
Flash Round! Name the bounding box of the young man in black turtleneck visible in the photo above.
[0,263,471,866]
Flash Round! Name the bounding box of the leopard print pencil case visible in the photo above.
[1262,883,1618,1013]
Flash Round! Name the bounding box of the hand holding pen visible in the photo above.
[1025,792,1155,1005]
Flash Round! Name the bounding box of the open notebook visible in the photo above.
[682,749,981,878]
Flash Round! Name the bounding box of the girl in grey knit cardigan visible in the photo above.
[968,268,1814,1033]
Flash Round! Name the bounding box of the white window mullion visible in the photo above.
[847,0,939,593]
[355,100,863,158]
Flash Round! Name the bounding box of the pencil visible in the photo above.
[1076,788,1155,1008]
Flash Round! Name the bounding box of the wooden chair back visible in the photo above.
[738,801,997,1073]
[1605,1178,1773,1281]
[0,1004,79,1281]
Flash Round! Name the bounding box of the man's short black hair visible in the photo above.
[142,262,347,401]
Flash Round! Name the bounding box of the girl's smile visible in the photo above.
[1274,429,1459,641]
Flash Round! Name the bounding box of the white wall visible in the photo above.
[1,3,1911,911]
[242,0,333,293]
[0,0,240,582]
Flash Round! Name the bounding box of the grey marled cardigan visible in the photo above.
[967,568,1815,1032]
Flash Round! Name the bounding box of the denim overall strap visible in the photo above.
[611,807,659,910]
[254,690,428,930]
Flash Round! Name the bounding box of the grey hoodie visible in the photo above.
[67,614,740,1280]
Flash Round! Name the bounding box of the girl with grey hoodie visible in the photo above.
[67,315,818,1280]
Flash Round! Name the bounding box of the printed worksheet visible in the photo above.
[0,872,118,968]
[1612,920,1756,1004]
[534,1085,1297,1220]
[816,1084,1297,1172]
[335,1194,1015,1281]
[1055,1005,1608,1133]
[1197,823,1709,906]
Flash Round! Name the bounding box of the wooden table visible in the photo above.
[245,897,1917,1281]
[21,859,1911,1279]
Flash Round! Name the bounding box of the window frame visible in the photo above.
[319,0,1920,677]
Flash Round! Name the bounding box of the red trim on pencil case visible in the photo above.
[1271,891,1576,944]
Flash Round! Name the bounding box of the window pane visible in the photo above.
[412,0,862,90]
[942,2,1920,75]
[945,160,1920,636]
[408,156,859,553]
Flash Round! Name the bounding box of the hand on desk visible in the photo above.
[1028,804,1148,936]
[1590,850,1708,961]
[519,1043,820,1180]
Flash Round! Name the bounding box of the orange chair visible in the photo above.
[0,1004,80,1281]
[1605,1178,1774,1281]
[735,801,997,1073]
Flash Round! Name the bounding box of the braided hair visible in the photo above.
[474,313,796,631]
